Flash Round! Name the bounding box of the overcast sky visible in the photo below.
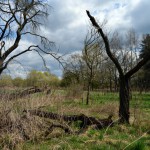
[5,0,150,78]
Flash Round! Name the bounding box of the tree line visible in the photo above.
[0,70,60,88]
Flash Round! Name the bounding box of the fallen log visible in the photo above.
[8,87,44,100]
[1,87,52,101]
[24,109,113,133]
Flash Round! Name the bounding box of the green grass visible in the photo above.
[21,126,149,150]
[90,92,119,102]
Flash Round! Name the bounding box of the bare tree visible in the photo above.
[82,29,104,104]
[109,30,139,93]
[0,0,60,75]
[86,10,150,123]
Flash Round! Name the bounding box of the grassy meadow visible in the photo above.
[0,87,150,150]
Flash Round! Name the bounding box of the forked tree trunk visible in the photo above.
[119,76,130,123]
[86,10,150,124]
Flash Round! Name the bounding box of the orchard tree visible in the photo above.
[86,10,150,123]
[0,0,59,75]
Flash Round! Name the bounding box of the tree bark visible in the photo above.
[119,76,130,123]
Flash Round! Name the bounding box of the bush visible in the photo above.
[26,70,60,88]
[0,75,13,87]
[12,77,25,87]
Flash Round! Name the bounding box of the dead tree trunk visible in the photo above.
[119,76,130,123]
[86,10,150,124]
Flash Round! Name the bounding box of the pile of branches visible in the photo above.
[0,110,30,141]
[9,87,44,100]
[0,108,113,149]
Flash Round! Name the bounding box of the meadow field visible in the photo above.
[0,88,150,150]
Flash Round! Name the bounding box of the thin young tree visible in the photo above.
[82,29,104,105]
[86,10,150,123]
[0,0,60,75]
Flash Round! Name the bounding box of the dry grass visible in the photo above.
[89,102,118,117]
